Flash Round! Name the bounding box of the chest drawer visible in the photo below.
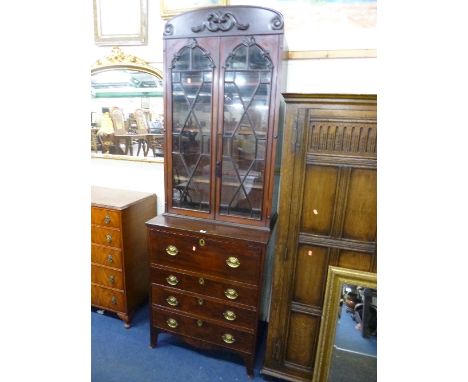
[91,207,121,229]
[151,266,258,307]
[152,307,254,354]
[92,264,124,290]
[91,226,122,249]
[91,244,123,269]
[148,230,261,285]
[91,284,125,311]
[152,285,256,330]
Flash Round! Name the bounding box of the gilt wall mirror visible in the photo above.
[91,47,164,162]
[313,267,377,382]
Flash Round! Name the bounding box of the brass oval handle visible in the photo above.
[196,319,204,327]
[199,238,206,246]
[198,277,205,286]
[166,296,179,307]
[226,256,240,268]
[222,333,236,344]
[108,275,115,285]
[166,245,178,256]
[224,288,239,300]
[106,234,113,243]
[107,254,113,264]
[166,318,178,328]
[166,275,179,286]
[223,310,237,321]
[104,215,111,224]
[111,296,117,305]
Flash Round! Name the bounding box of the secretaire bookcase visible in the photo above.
[146,5,285,377]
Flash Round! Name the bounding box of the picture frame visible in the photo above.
[312,266,377,382]
[93,0,148,46]
[160,0,229,20]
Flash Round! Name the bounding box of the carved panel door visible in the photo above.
[262,94,377,382]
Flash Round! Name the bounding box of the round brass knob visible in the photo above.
[199,238,206,246]
[166,318,178,328]
[107,254,113,264]
[106,234,113,243]
[166,296,179,307]
[222,333,235,344]
[108,275,115,285]
[197,298,204,306]
[226,256,240,268]
[166,245,178,256]
[224,288,239,300]
[166,275,179,286]
[104,215,111,224]
[196,319,204,327]
[198,277,205,285]
[223,310,236,321]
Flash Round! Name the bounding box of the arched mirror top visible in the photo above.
[91,47,165,162]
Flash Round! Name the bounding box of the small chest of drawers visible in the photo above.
[91,186,157,327]
[147,215,270,376]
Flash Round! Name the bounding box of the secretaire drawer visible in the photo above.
[92,264,124,290]
[91,226,122,249]
[152,285,256,330]
[91,244,123,269]
[152,307,254,354]
[91,284,125,312]
[91,207,121,229]
[151,267,258,308]
[148,230,261,285]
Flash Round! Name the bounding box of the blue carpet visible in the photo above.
[92,304,283,382]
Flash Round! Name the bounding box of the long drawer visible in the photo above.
[151,266,258,308]
[152,307,254,354]
[91,244,123,269]
[148,230,261,285]
[152,285,256,331]
[92,264,124,290]
[91,284,125,311]
[91,225,122,249]
[91,207,121,229]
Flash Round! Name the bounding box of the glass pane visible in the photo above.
[173,47,190,70]
[171,41,213,212]
[220,40,273,220]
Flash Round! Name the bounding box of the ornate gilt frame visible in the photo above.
[91,47,164,163]
[160,0,229,20]
[312,266,377,382]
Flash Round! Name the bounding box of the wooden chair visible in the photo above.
[135,109,164,157]
[110,107,132,155]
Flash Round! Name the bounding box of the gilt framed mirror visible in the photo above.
[91,47,164,163]
[313,267,377,382]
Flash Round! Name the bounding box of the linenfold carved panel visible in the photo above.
[307,121,376,156]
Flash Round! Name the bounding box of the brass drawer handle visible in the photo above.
[111,296,117,305]
[222,333,236,344]
[198,277,205,285]
[166,245,178,256]
[199,238,206,246]
[166,318,178,329]
[104,215,111,224]
[197,298,204,306]
[223,310,237,321]
[107,254,113,264]
[224,288,239,300]
[166,296,179,307]
[226,256,240,268]
[166,275,179,286]
[106,234,113,243]
[196,319,204,327]
[108,275,115,285]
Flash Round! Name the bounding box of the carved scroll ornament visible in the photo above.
[191,11,249,33]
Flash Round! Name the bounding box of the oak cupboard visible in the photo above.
[147,5,285,377]
[261,94,377,382]
[91,186,157,327]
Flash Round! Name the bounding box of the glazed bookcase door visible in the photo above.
[166,37,218,218]
[215,35,280,226]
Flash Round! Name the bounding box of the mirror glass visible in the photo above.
[91,53,165,160]
[329,284,377,382]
